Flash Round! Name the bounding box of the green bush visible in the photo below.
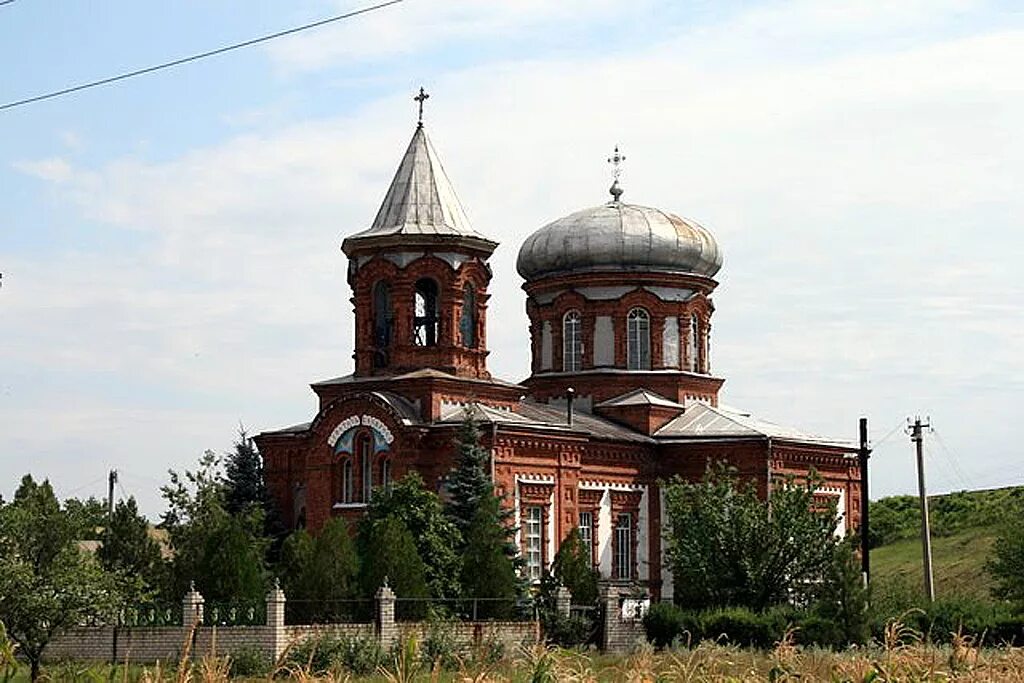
[912,596,1022,644]
[701,607,789,649]
[542,612,594,648]
[421,618,461,669]
[229,645,270,677]
[795,614,844,648]
[643,605,795,649]
[643,602,685,648]
[867,589,1024,645]
[285,632,384,675]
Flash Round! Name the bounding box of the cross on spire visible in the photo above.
[607,144,626,202]
[414,87,429,127]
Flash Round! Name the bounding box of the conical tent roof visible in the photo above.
[342,125,496,254]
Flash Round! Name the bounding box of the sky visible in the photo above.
[1,0,1022,518]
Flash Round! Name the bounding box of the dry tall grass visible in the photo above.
[31,617,1024,682]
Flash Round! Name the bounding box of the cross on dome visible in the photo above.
[607,144,625,201]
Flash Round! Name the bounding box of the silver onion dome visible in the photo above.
[516,200,723,281]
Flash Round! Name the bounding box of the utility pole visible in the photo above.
[106,469,118,527]
[907,417,935,602]
[858,417,872,583]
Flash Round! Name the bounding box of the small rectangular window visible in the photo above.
[578,511,593,551]
[525,506,544,582]
[615,513,632,580]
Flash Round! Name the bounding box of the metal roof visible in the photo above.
[595,388,686,409]
[342,125,495,253]
[516,201,722,281]
[311,369,523,391]
[654,402,854,448]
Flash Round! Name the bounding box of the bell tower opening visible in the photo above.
[413,278,439,347]
[373,280,393,368]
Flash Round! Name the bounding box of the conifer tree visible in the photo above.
[811,536,870,646]
[550,528,599,606]
[446,410,494,540]
[460,495,518,618]
[97,497,165,602]
[224,427,266,515]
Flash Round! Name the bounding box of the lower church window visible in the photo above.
[341,459,353,503]
[615,513,632,580]
[525,506,543,581]
[578,510,593,550]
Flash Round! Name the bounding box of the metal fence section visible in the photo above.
[202,601,266,627]
[118,603,183,627]
[284,599,375,625]
[393,597,536,623]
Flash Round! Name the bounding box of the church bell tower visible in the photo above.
[342,90,498,379]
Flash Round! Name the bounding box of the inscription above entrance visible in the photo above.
[328,414,395,454]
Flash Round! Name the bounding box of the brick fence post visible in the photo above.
[182,582,204,657]
[554,585,572,619]
[265,579,287,661]
[182,582,205,628]
[599,584,621,653]
[375,579,397,649]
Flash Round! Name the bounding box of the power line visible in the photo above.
[0,0,406,112]
[872,420,905,450]
[0,1,17,8]
[931,428,975,489]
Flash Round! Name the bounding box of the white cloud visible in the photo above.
[14,157,74,183]
[265,0,630,72]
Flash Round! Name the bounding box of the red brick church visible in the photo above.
[255,109,861,600]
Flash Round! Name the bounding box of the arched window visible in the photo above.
[357,432,373,502]
[413,278,439,347]
[691,313,702,373]
[380,459,392,492]
[562,310,582,372]
[373,281,392,368]
[626,308,651,370]
[688,313,699,372]
[460,284,477,348]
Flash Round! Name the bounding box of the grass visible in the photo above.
[8,635,1024,681]
[871,525,999,600]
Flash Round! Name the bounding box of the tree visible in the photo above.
[445,411,520,575]
[361,473,461,601]
[223,427,287,562]
[0,476,123,680]
[460,496,518,619]
[224,427,267,515]
[97,497,165,604]
[810,536,870,646]
[161,451,267,602]
[663,464,840,611]
[279,518,359,622]
[987,521,1024,611]
[446,411,494,541]
[549,529,599,606]
[63,496,107,541]
[358,516,429,618]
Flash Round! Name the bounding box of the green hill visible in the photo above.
[868,485,1023,601]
